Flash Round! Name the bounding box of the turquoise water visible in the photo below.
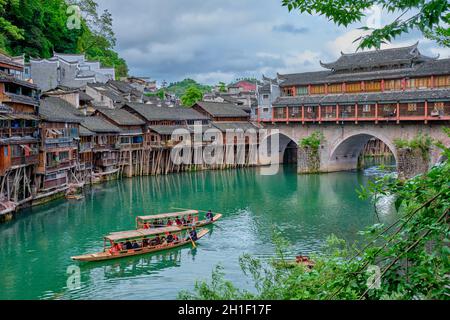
[0,166,396,300]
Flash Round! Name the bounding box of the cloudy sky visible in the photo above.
[97,0,450,85]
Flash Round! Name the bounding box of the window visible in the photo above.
[310,85,325,95]
[365,81,382,92]
[385,79,402,91]
[59,151,69,161]
[363,104,371,112]
[408,103,417,112]
[328,83,342,94]
[263,108,269,113]
[282,87,294,96]
[296,86,308,95]
[263,94,269,100]
[346,82,362,93]
[435,76,450,88]
[434,102,444,111]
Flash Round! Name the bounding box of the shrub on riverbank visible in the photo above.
[179,130,450,300]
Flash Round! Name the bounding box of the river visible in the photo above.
[0,165,396,300]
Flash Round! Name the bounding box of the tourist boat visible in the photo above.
[71,226,209,262]
[135,209,222,230]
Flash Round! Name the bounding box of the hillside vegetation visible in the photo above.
[0,0,128,78]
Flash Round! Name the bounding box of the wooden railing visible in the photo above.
[46,159,77,171]
[11,154,39,167]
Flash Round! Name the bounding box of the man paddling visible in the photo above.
[206,210,213,221]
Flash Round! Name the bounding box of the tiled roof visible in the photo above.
[273,88,450,106]
[39,96,83,123]
[107,80,134,94]
[320,43,433,71]
[194,101,249,118]
[279,58,450,87]
[79,126,95,136]
[123,103,209,121]
[87,83,123,102]
[212,122,257,132]
[148,125,190,135]
[3,92,39,106]
[0,71,37,89]
[81,116,122,133]
[95,108,145,126]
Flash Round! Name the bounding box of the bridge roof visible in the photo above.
[273,88,450,106]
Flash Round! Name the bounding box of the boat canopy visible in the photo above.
[105,226,182,242]
[136,210,199,221]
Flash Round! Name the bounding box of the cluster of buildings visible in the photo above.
[0,52,258,219]
[1,42,449,220]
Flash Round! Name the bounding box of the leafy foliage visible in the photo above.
[166,78,212,97]
[0,0,128,78]
[299,131,325,150]
[180,130,450,300]
[180,86,204,107]
[394,133,433,161]
[281,0,450,49]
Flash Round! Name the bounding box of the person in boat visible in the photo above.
[172,233,179,243]
[167,219,173,226]
[109,242,120,254]
[125,239,133,250]
[119,242,125,251]
[167,233,174,243]
[187,214,192,224]
[150,235,161,246]
[143,222,150,229]
[132,240,140,249]
[142,237,149,247]
[160,236,167,246]
[181,217,187,226]
[188,227,198,241]
[175,217,183,226]
[206,210,213,221]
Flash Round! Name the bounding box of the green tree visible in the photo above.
[282,0,450,49]
[218,82,227,93]
[180,86,204,107]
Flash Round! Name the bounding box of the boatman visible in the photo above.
[189,227,198,241]
[206,210,213,221]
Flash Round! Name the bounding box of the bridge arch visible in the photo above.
[260,131,298,164]
[327,132,397,172]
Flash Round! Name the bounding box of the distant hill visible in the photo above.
[166,79,212,97]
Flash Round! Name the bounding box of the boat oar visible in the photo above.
[188,232,197,249]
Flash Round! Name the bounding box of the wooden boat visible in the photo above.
[66,194,84,200]
[274,256,316,270]
[71,226,208,262]
[136,210,222,230]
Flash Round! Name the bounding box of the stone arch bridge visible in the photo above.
[262,122,449,178]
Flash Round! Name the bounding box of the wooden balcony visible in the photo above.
[45,159,77,172]
[10,154,39,167]
[95,158,118,167]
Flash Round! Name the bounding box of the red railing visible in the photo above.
[265,102,450,123]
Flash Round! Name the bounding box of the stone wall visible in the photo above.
[297,147,321,174]
[397,147,430,180]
